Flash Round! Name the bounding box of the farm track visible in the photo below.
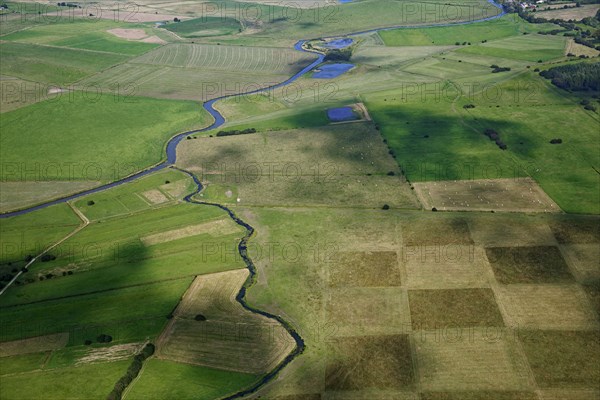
[1,2,509,397]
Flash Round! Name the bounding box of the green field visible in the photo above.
[127,359,259,400]
[380,15,559,46]
[0,41,129,85]
[79,43,318,101]
[1,94,208,183]
[0,360,131,400]
[164,16,242,37]
[2,19,160,55]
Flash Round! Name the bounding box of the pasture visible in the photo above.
[177,123,420,209]
[1,93,207,185]
[127,359,259,400]
[537,4,600,21]
[380,14,559,46]
[163,16,241,37]
[79,43,318,101]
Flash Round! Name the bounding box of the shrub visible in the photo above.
[584,104,597,111]
[463,104,475,109]
[67,271,73,275]
[41,254,56,262]
[387,171,395,176]
[550,138,563,144]
[164,180,170,184]
[87,200,95,206]
[382,204,390,210]
[97,334,113,343]
[84,340,92,345]
[194,314,207,321]
[432,207,438,212]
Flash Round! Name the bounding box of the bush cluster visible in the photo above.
[216,128,257,137]
[484,128,507,150]
[107,343,155,400]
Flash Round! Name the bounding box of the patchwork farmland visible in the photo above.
[0,0,598,399]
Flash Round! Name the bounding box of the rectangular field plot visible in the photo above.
[456,34,566,62]
[325,335,414,391]
[485,246,574,284]
[127,359,259,400]
[157,270,295,374]
[325,287,410,337]
[403,245,494,289]
[401,217,473,246]
[518,330,600,387]
[413,178,560,213]
[0,332,68,357]
[468,215,556,247]
[538,389,600,400]
[495,285,599,330]
[549,218,600,244]
[415,329,533,391]
[178,124,419,209]
[420,392,538,399]
[408,288,505,329]
[79,43,318,101]
[328,251,401,287]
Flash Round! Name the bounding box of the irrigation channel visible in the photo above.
[1,2,506,397]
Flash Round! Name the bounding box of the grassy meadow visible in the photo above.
[1,1,598,399]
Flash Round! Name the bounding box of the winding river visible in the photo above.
[1,2,505,397]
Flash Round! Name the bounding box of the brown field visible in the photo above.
[140,217,241,246]
[550,218,600,244]
[420,392,538,400]
[0,333,69,357]
[325,335,414,391]
[518,330,600,387]
[485,246,574,284]
[325,287,411,337]
[157,270,296,374]
[328,251,401,287]
[537,4,600,21]
[0,181,100,213]
[538,389,600,399]
[141,189,170,204]
[413,178,561,213]
[565,39,600,57]
[415,329,533,391]
[408,288,505,329]
[401,217,473,246]
[403,245,494,289]
[107,28,148,40]
[560,244,600,283]
[495,285,599,330]
[468,215,557,247]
